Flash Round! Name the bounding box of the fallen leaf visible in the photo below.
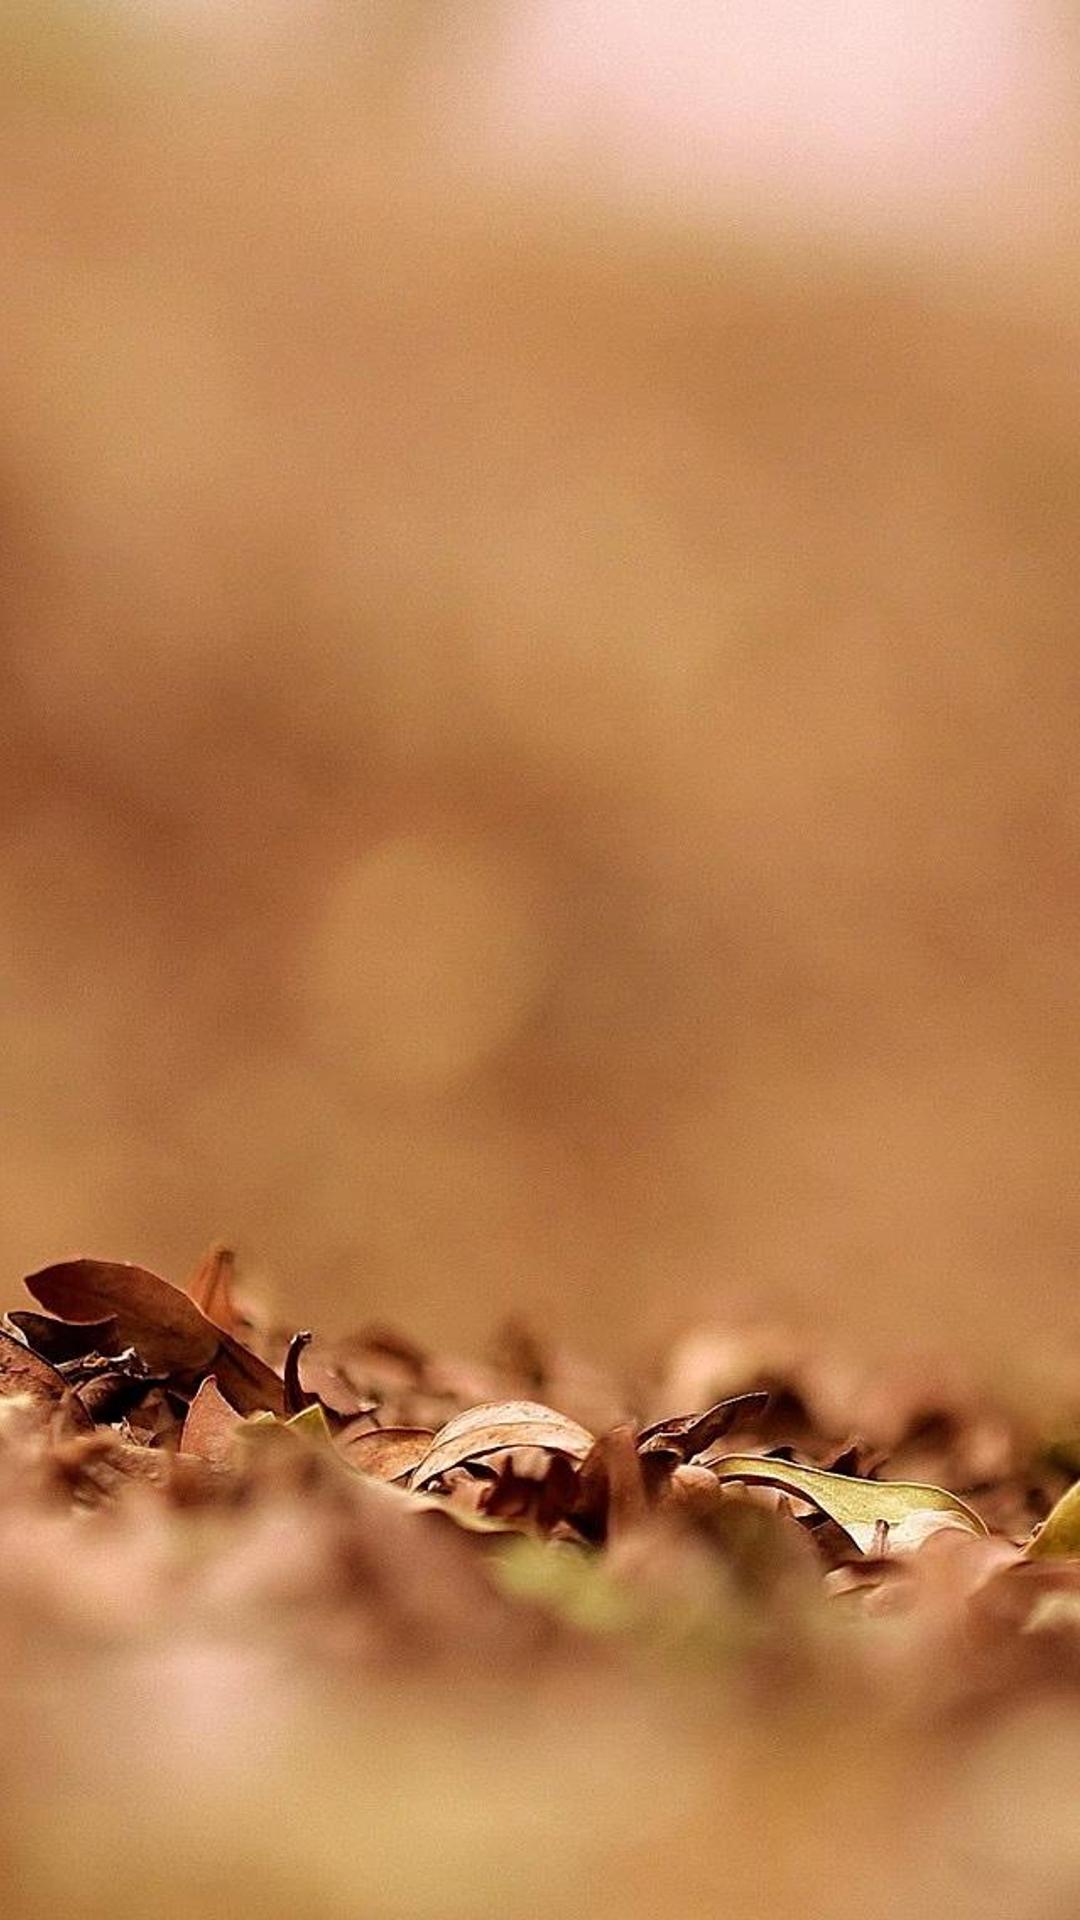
[697,1451,988,1554]
[24,1260,285,1415]
[283,1329,317,1415]
[241,1405,335,1445]
[336,1424,434,1481]
[184,1242,244,1334]
[283,1403,335,1443]
[1026,1478,1080,1559]
[483,1450,582,1532]
[5,1311,122,1364]
[494,1536,640,1634]
[0,1328,93,1429]
[638,1393,771,1460]
[179,1375,244,1465]
[589,1425,648,1540]
[409,1401,594,1491]
[77,1371,169,1424]
[283,1330,373,1424]
[25,1260,219,1374]
[214,1332,286,1416]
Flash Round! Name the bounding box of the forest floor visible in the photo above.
[2,1247,1080,1920]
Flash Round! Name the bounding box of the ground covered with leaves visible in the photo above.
[4,1249,1080,1920]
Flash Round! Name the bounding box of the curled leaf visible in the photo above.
[283,1329,375,1425]
[410,1401,594,1491]
[638,1392,771,1460]
[184,1243,243,1333]
[283,1330,316,1415]
[698,1451,988,1555]
[1026,1478,1080,1559]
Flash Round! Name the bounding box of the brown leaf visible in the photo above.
[184,1242,244,1335]
[410,1400,594,1491]
[336,1424,434,1482]
[0,1328,93,1429]
[77,1372,167,1424]
[593,1425,649,1541]
[482,1451,582,1533]
[212,1332,286,1416]
[637,1392,771,1461]
[124,1386,184,1447]
[179,1375,244,1466]
[283,1330,378,1425]
[25,1260,219,1374]
[5,1310,122,1364]
[283,1329,317,1415]
[24,1259,284,1415]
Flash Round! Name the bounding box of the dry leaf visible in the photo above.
[0,1327,93,1429]
[24,1260,284,1414]
[184,1242,244,1334]
[5,1310,122,1364]
[590,1426,648,1541]
[410,1400,594,1490]
[179,1375,244,1465]
[283,1330,374,1424]
[336,1425,435,1481]
[25,1260,221,1374]
[638,1393,771,1460]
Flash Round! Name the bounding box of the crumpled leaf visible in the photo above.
[214,1330,286,1416]
[24,1259,284,1415]
[697,1451,988,1554]
[409,1401,595,1491]
[1025,1477,1080,1559]
[0,1327,93,1429]
[78,1369,170,1425]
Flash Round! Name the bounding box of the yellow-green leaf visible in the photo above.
[698,1451,987,1555]
[1026,1478,1080,1559]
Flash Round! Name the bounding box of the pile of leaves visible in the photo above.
[6,1249,1080,1646]
[7,1249,1080,1919]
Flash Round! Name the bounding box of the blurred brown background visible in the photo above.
[1,1,1078,1372]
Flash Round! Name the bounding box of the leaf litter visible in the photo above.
[5,1250,1080,1917]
